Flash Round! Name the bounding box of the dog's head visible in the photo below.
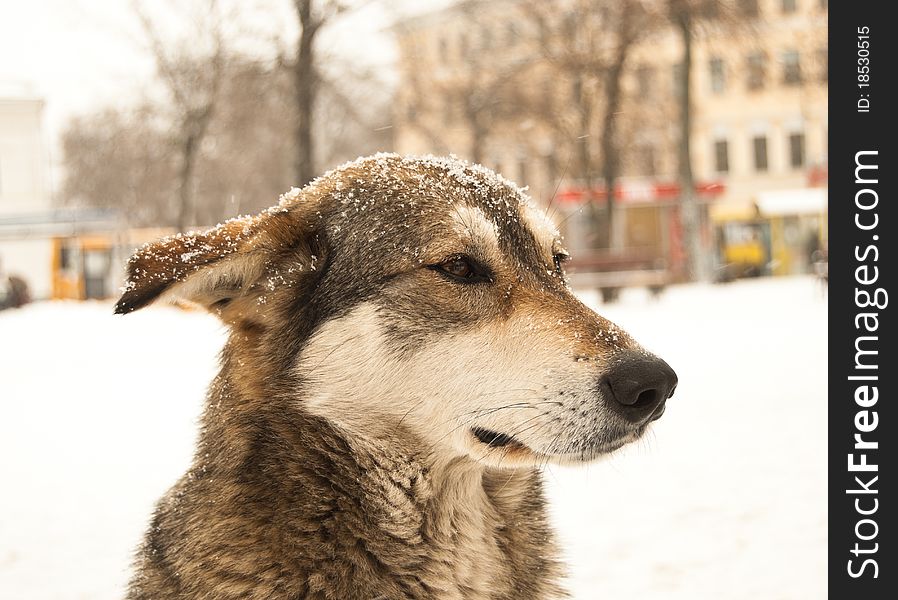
[117,154,676,468]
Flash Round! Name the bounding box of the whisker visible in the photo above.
[427,400,552,447]
[476,387,541,396]
[546,150,574,222]
[398,397,428,427]
[454,399,562,421]
[556,203,586,229]
[493,469,519,497]
[438,400,565,443]
[306,333,366,372]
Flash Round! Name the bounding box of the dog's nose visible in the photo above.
[601,352,677,422]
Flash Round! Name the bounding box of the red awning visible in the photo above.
[556,181,725,205]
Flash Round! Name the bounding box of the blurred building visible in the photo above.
[0,84,53,298]
[687,0,828,278]
[0,83,127,302]
[392,0,828,278]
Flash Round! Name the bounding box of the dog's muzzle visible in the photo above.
[599,351,678,425]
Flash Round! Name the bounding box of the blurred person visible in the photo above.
[806,230,822,275]
[0,256,31,310]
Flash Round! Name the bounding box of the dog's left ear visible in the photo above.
[114,208,320,319]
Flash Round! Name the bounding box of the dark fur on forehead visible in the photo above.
[303,154,551,271]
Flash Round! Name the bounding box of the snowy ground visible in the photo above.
[0,276,827,599]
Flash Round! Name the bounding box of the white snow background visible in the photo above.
[0,276,827,599]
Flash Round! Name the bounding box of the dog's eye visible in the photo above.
[444,258,473,278]
[553,250,571,274]
[429,255,493,283]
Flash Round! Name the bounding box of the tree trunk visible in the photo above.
[175,104,217,232]
[674,6,706,281]
[176,132,196,232]
[601,41,629,253]
[294,0,318,187]
[572,75,602,249]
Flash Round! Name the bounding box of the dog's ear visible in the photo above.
[114,207,320,319]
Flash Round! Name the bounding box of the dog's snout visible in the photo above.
[600,352,677,422]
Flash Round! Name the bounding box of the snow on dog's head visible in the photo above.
[116,153,676,467]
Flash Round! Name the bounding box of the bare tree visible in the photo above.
[313,61,394,167]
[134,0,226,232]
[524,0,653,250]
[60,54,392,228]
[192,57,298,224]
[667,0,758,281]
[525,0,654,251]
[291,0,372,186]
[448,4,535,165]
[393,2,543,167]
[597,1,653,252]
[668,0,701,279]
[61,106,177,226]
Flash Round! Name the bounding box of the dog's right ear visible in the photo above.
[114,207,320,318]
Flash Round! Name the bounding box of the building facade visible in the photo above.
[0,86,53,298]
[393,0,828,278]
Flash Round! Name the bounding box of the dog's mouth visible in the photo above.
[470,416,660,464]
[471,427,530,452]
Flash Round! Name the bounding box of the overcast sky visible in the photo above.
[0,0,449,189]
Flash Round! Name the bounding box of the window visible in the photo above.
[782,50,802,85]
[782,0,797,13]
[636,66,654,98]
[752,136,768,172]
[638,145,656,176]
[739,0,759,17]
[438,37,448,62]
[789,132,806,168]
[710,57,726,93]
[714,139,729,173]
[672,62,684,95]
[747,53,765,90]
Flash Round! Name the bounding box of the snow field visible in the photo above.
[0,276,827,599]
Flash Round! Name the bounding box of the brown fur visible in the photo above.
[117,154,667,599]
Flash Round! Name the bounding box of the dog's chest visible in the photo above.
[414,470,514,599]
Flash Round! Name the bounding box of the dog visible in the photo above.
[116,154,677,599]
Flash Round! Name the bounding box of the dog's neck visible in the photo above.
[188,370,558,598]
[311,420,535,596]
[201,367,536,518]
[302,406,537,524]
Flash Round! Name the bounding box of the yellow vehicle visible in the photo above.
[52,235,112,300]
[712,188,827,280]
[51,228,174,300]
[717,220,770,279]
